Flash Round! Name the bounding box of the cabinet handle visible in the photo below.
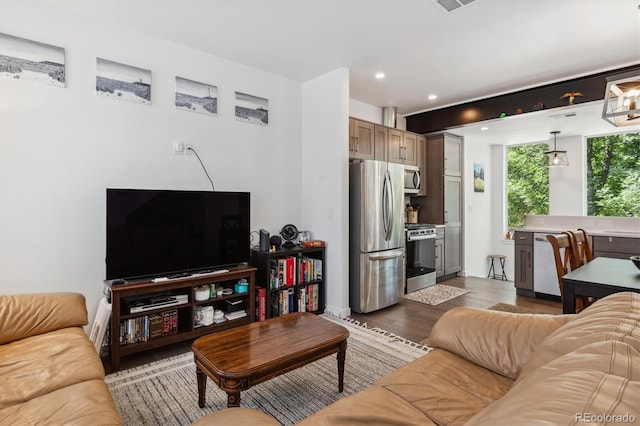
[355,137,358,152]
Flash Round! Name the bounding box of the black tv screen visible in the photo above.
[106,189,250,281]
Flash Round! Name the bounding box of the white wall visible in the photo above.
[0,2,305,324]
[548,135,585,215]
[302,69,350,317]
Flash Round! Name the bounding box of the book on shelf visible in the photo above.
[224,310,247,320]
[298,287,306,312]
[257,287,266,321]
[312,283,319,312]
[300,240,325,248]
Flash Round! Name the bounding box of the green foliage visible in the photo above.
[587,133,640,217]
[507,144,549,228]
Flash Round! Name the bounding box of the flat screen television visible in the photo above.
[106,189,250,281]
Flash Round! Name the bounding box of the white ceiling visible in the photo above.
[46,0,640,140]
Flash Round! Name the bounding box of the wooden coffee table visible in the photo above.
[192,312,349,408]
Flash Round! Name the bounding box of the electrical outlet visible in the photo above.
[173,140,185,155]
[185,143,194,155]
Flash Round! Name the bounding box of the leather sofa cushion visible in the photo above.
[430,306,572,380]
[0,293,88,345]
[298,386,437,426]
[0,327,105,409]
[467,340,640,425]
[520,292,640,380]
[0,379,123,426]
[374,349,513,425]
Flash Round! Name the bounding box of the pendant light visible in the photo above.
[602,70,640,127]
[545,131,568,167]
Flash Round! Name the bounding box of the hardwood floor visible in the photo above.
[349,276,561,344]
[105,276,561,373]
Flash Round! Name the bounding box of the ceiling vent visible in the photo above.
[432,0,477,13]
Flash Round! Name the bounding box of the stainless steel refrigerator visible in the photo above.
[349,159,405,313]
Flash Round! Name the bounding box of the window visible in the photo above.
[586,132,640,217]
[506,143,549,228]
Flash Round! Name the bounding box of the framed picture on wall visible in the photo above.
[0,32,65,87]
[175,76,218,115]
[474,163,485,192]
[235,91,268,125]
[96,58,151,104]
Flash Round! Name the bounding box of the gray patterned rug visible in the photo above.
[404,284,470,305]
[105,314,431,426]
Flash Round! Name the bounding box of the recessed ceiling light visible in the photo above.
[375,72,385,79]
[428,94,438,100]
[480,126,489,131]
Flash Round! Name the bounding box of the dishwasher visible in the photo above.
[533,233,561,297]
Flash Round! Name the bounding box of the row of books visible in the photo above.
[119,310,178,345]
[269,256,323,289]
[258,283,320,319]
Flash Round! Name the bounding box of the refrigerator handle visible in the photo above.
[368,249,404,261]
[383,171,393,241]
[387,170,394,241]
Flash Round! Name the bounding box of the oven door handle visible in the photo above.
[407,235,436,242]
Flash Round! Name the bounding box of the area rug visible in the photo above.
[105,315,431,426]
[404,284,470,306]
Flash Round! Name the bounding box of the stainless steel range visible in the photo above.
[405,223,436,293]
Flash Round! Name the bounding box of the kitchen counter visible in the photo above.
[514,227,640,238]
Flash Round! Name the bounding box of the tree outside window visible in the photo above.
[587,132,640,217]
[507,144,549,228]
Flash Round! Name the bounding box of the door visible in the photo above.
[386,162,406,249]
[356,249,405,313]
[435,238,444,277]
[444,176,461,226]
[444,134,461,176]
[374,125,388,161]
[388,129,404,163]
[349,119,375,160]
[403,132,418,166]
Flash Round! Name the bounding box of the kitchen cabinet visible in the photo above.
[514,231,534,293]
[592,235,640,259]
[416,135,427,196]
[374,125,388,161]
[424,132,463,278]
[435,227,444,278]
[349,118,375,160]
[388,128,418,166]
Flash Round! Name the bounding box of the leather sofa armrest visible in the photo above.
[429,307,574,379]
[0,292,88,345]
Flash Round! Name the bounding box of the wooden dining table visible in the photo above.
[561,257,640,314]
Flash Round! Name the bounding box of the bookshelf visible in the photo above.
[105,266,255,371]
[250,246,325,319]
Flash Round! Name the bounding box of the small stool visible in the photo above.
[487,254,507,280]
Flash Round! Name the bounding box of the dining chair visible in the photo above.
[565,228,594,269]
[547,234,591,313]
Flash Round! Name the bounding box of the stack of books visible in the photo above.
[225,310,247,321]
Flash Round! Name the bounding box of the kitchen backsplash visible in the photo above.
[524,215,640,234]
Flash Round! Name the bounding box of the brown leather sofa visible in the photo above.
[195,291,640,425]
[0,293,123,425]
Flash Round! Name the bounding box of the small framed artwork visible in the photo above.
[474,163,485,192]
[0,32,65,87]
[235,91,268,125]
[175,76,218,115]
[96,57,151,104]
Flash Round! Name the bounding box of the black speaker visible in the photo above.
[259,229,270,252]
[269,235,282,248]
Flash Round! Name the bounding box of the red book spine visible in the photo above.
[286,257,294,286]
[308,284,314,312]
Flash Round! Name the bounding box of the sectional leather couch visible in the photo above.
[196,291,640,425]
[0,292,123,425]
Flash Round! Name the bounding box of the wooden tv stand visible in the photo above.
[105,266,255,371]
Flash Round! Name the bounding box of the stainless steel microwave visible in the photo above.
[404,165,421,194]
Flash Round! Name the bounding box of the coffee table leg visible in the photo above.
[337,340,347,393]
[227,391,241,408]
[196,367,207,408]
